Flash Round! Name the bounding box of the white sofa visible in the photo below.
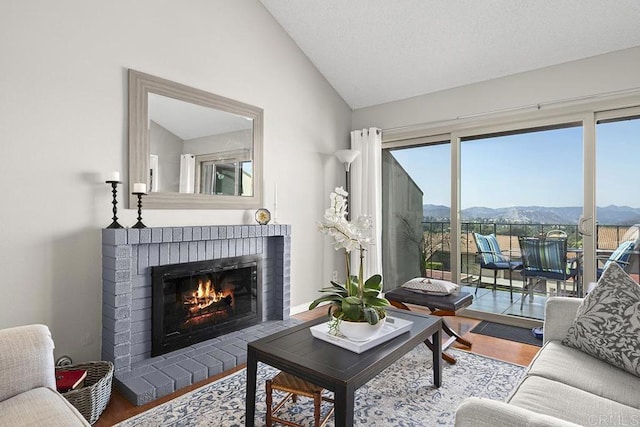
[455,297,640,426]
[0,324,90,426]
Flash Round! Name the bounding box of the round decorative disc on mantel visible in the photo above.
[255,208,271,225]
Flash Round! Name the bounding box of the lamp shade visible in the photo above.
[334,149,360,165]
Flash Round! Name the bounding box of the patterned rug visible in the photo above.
[115,347,525,426]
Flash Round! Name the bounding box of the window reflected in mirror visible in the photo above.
[148,93,253,196]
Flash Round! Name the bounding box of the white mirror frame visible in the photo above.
[128,69,263,209]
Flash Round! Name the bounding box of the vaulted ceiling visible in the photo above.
[260,0,640,109]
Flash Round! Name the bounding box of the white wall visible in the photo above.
[353,47,640,130]
[0,0,351,362]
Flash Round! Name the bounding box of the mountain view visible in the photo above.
[423,204,640,225]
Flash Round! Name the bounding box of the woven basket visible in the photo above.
[57,361,114,425]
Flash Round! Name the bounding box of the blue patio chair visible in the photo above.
[597,238,639,278]
[518,236,578,309]
[472,233,522,300]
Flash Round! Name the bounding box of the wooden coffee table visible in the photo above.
[245,308,442,427]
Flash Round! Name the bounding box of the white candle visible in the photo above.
[107,171,120,182]
[133,183,147,193]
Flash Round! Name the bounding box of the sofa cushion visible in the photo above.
[509,376,640,427]
[562,262,640,377]
[0,387,89,426]
[527,341,640,409]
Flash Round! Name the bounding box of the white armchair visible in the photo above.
[0,324,90,426]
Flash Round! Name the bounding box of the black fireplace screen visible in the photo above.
[151,256,259,356]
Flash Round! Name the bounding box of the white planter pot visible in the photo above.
[338,317,386,342]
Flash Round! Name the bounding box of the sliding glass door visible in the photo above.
[459,124,583,320]
[594,112,640,286]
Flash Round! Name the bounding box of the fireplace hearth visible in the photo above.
[151,256,260,356]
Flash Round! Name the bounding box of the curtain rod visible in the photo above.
[382,86,640,133]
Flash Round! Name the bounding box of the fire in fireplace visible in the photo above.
[151,255,260,356]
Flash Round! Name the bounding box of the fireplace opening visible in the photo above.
[151,256,260,356]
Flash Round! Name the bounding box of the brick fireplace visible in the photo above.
[102,224,295,405]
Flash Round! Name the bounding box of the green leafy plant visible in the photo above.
[309,187,390,326]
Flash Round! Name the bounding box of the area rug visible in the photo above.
[471,320,543,347]
[115,347,525,426]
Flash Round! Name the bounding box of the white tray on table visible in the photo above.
[309,316,414,353]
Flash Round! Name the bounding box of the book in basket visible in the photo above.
[56,369,87,393]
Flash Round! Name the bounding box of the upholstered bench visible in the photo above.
[384,288,473,363]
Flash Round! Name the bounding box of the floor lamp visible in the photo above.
[334,149,360,220]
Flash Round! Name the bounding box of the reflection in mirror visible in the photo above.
[128,69,263,209]
[148,94,253,196]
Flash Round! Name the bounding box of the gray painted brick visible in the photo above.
[218,226,225,239]
[127,364,157,378]
[103,257,131,271]
[131,318,151,334]
[248,226,256,237]
[177,359,207,383]
[241,226,249,238]
[205,240,214,259]
[139,228,152,244]
[132,307,151,322]
[116,376,155,405]
[169,242,180,264]
[137,245,149,273]
[102,229,128,245]
[153,354,189,369]
[132,296,151,311]
[159,243,170,265]
[103,342,131,359]
[197,241,206,260]
[179,242,189,263]
[148,243,160,267]
[188,241,198,261]
[133,285,151,300]
[112,354,131,372]
[142,371,174,398]
[151,228,163,243]
[132,274,151,289]
[183,227,193,241]
[225,226,233,238]
[235,239,243,255]
[163,364,192,391]
[213,240,221,259]
[103,280,132,296]
[131,341,151,358]
[234,225,242,238]
[207,349,237,371]
[201,227,210,240]
[221,240,229,258]
[192,227,201,240]
[172,227,183,242]
[195,353,224,376]
[162,227,173,243]
[103,305,131,321]
[228,240,236,257]
[103,316,132,334]
[131,331,150,346]
[127,229,140,245]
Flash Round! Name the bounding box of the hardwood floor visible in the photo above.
[95,307,539,426]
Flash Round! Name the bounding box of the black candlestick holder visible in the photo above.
[131,192,147,229]
[106,180,123,229]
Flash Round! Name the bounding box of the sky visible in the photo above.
[390,117,639,209]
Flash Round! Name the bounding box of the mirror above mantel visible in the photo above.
[128,69,263,209]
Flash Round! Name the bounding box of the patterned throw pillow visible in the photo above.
[562,262,640,377]
[401,277,459,296]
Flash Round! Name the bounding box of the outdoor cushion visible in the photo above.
[474,233,508,265]
[562,262,640,377]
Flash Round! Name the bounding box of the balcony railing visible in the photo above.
[421,221,636,284]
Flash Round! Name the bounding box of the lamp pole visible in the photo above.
[334,149,360,221]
